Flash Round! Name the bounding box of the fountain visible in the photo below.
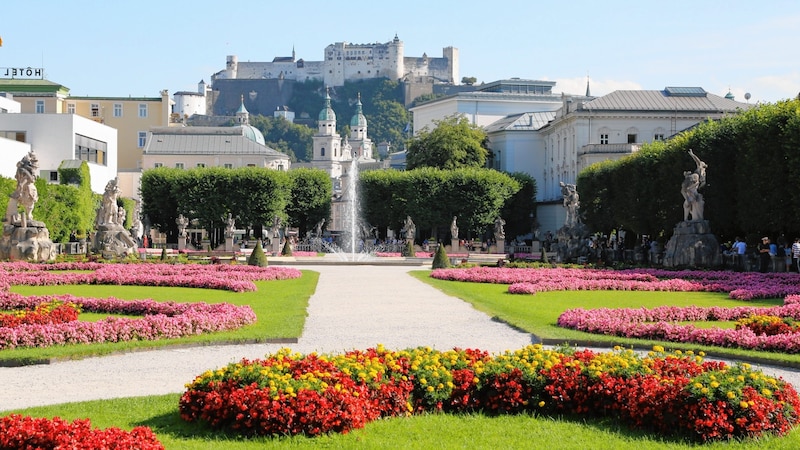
[333,156,375,262]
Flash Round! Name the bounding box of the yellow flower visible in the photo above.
[538,401,545,407]
[727,391,736,399]
[740,401,749,409]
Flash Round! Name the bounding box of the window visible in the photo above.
[35,100,45,114]
[196,163,206,168]
[246,164,256,167]
[49,171,58,182]
[175,163,184,169]
[627,134,637,144]
[67,103,76,114]
[138,131,147,148]
[654,133,665,141]
[74,134,107,166]
[138,104,148,118]
[600,134,609,145]
[320,147,325,157]
[0,131,26,142]
[154,162,163,168]
[113,103,123,117]
[223,163,233,169]
[90,104,100,117]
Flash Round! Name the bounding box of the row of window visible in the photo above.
[598,133,664,145]
[153,163,252,169]
[43,101,150,118]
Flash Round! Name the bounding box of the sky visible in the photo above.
[1,0,798,104]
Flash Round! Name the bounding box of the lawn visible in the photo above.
[409,271,800,367]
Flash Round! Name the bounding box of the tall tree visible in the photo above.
[406,115,488,170]
[285,168,333,237]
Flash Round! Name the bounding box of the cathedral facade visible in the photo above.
[310,89,374,179]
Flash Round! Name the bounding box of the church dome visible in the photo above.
[241,124,266,146]
[318,88,336,121]
[350,94,367,128]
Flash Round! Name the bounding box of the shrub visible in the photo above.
[281,239,293,256]
[403,240,416,257]
[432,244,451,269]
[247,240,268,267]
[160,247,167,261]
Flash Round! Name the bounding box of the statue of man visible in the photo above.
[681,149,707,221]
[494,217,506,241]
[225,213,236,238]
[7,151,40,227]
[176,214,189,237]
[560,181,580,227]
[450,216,459,240]
[403,216,416,241]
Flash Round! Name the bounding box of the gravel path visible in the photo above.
[2,264,800,411]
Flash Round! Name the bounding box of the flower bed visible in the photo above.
[0,300,80,328]
[0,262,304,350]
[0,414,163,449]
[180,345,800,442]
[430,267,800,300]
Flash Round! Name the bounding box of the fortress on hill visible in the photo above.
[212,35,458,88]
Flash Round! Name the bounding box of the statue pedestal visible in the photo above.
[225,236,234,252]
[0,221,56,261]
[272,238,281,255]
[556,223,590,263]
[178,238,186,251]
[92,223,137,259]
[494,239,505,254]
[663,220,721,268]
[451,239,459,252]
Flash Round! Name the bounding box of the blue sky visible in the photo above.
[1,0,798,103]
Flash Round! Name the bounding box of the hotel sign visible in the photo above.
[1,67,44,79]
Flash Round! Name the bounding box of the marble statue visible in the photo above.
[224,213,236,238]
[97,178,121,226]
[176,214,189,237]
[494,217,506,241]
[403,216,416,241]
[450,216,458,239]
[271,216,282,238]
[559,181,580,228]
[681,149,707,221]
[6,150,39,228]
[315,218,325,237]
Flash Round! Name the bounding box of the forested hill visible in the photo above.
[250,78,411,162]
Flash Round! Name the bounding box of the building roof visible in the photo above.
[144,126,284,157]
[0,79,70,95]
[580,88,750,113]
[484,111,557,133]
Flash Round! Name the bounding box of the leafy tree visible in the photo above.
[285,168,332,238]
[410,93,446,107]
[249,115,315,162]
[461,76,477,85]
[499,172,537,240]
[140,167,182,240]
[406,115,488,170]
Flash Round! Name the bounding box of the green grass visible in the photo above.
[0,270,318,365]
[409,270,800,367]
[8,395,800,449]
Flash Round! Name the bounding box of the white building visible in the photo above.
[213,35,457,88]
[0,107,118,194]
[142,99,290,172]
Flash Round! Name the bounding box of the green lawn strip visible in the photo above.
[409,271,800,367]
[6,395,798,449]
[0,270,318,365]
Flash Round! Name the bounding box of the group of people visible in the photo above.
[724,236,800,273]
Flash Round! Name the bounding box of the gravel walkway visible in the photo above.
[2,264,800,411]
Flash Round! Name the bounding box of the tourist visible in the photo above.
[732,237,747,270]
[758,237,772,273]
[792,237,800,272]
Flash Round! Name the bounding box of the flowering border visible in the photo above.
[0,262,302,350]
[0,414,163,449]
[180,345,800,442]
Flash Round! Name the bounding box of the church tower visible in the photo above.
[348,93,374,160]
[235,95,249,125]
[311,88,344,177]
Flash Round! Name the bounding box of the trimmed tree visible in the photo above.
[431,243,451,269]
[247,240,268,267]
[282,239,293,256]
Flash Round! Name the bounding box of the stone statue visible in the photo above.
[450,216,459,240]
[494,217,506,241]
[131,206,143,245]
[224,213,236,238]
[681,149,707,221]
[315,218,325,237]
[97,178,121,226]
[6,150,39,228]
[176,214,189,237]
[559,181,580,227]
[403,216,416,241]
[271,216,282,238]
